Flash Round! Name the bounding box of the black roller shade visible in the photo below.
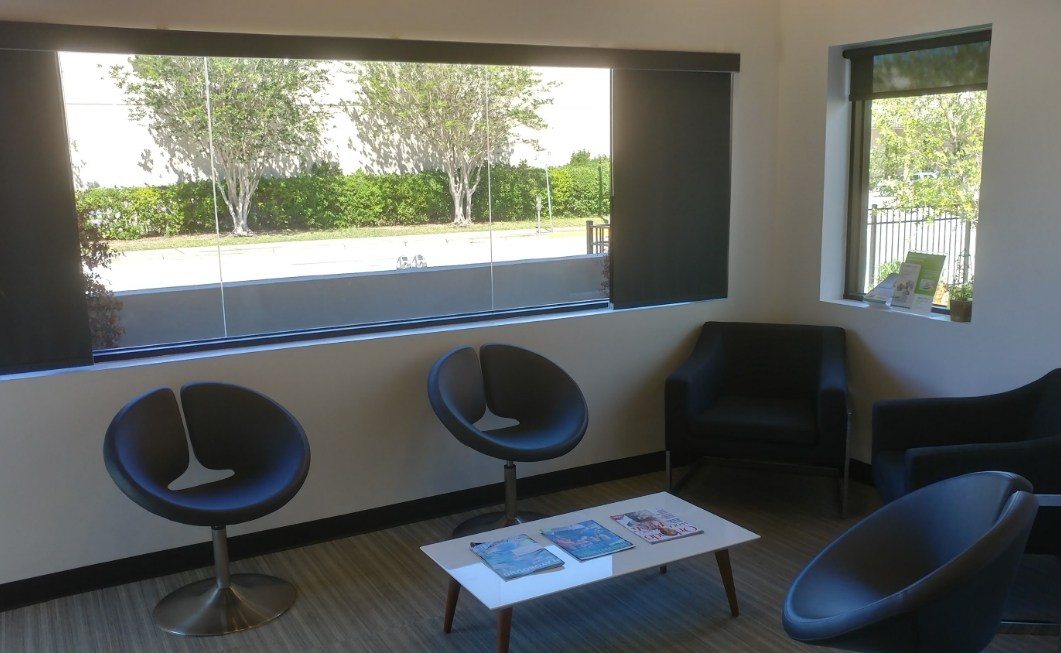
[610,69,732,309]
[0,50,92,373]
[845,29,991,101]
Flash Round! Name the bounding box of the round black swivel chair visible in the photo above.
[783,471,1038,653]
[104,382,310,637]
[428,344,589,537]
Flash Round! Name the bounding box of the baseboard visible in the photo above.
[0,451,664,613]
[673,453,874,487]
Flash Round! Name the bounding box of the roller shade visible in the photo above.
[610,69,732,309]
[0,50,92,373]
[845,30,991,101]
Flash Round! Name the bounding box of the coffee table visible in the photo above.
[421,492,759,652]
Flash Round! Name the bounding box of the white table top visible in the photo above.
[421,492,759,610]
[1036,494,1061,507]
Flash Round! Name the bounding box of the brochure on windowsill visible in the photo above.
[890,252,945,314]
[470,534,564,580]
[610,508,703,544]
[540,520,635,561]
[864,273,898,308]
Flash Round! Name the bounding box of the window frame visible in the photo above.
[842,29,990,306]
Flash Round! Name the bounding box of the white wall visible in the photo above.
[0,0,781,584]
[773,0,1061,460]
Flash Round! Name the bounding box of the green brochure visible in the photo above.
[891,252,945,313]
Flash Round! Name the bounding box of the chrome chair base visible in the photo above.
[453,510,549,538]
[154,573,297,636]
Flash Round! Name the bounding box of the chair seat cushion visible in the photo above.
[689,395,818,445]
[478,420,586,463]
[872,450,908,503]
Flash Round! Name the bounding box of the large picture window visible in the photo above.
[843,30,990,306]
[62,53,611,350]
[0,23,737,372]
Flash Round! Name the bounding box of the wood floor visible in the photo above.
[2,465,1056,652]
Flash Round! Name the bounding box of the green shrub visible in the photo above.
[77,158,612,239]
[478,162,546,221]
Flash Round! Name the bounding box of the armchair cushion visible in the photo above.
[690,396,818,446]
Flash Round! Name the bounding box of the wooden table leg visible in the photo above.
[714,549,740,617]
[497,607,513,653]
[443,578,461,634]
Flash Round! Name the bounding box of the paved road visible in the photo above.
[102,227,590,291]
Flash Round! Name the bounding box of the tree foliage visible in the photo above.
[870,91,986,220]
[78,210,124,348]
[351,63,553,226]
[112,56,328,235]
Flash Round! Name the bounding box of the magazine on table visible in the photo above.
[610,508,703,544]
[470,534,564,580]
[540,519,635,561]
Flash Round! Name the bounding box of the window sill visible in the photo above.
[0,302,614,382]
[822,298,971,324]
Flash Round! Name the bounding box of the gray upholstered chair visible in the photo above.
[873,368,1061,553]
[665,322,850,514]
[428,344,589,536]
[783,471,1038,652]
[104,383,310,636]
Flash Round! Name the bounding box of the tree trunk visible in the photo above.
[220,167,258,236]
[445,161,469,226]
[463,163,482,225]
[449,183,466,225]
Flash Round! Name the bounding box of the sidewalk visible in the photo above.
[102,226,590,291]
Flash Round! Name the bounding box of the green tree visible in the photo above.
[352,63,553,226]
[112,56,328,235]
[568,149,593,166]
[870,91,986,220]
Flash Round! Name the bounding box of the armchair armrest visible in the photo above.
[817,328,848,438]
[665,324,724,424]
[872,385,1037,456]
[905,434,1061,493]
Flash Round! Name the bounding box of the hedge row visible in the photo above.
[78,160,612,240]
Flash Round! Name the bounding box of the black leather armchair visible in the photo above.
[873,369,1061,553]
[666,322,850,513]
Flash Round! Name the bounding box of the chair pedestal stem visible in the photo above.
[451,461,546,537]
[504,462,517,525]
[212,526,230,590]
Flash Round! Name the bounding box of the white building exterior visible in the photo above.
[59,52,610,189]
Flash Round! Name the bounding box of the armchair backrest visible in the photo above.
[707,322,841,400]
[1028,369,1061,439]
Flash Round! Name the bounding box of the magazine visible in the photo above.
[470,534,564,580]
[610,508,703,544]
[540,520,635,561]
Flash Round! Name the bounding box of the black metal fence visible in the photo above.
[864,205,976,289]
[586,220,610,254]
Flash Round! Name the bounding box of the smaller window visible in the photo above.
[843,30,990,306]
